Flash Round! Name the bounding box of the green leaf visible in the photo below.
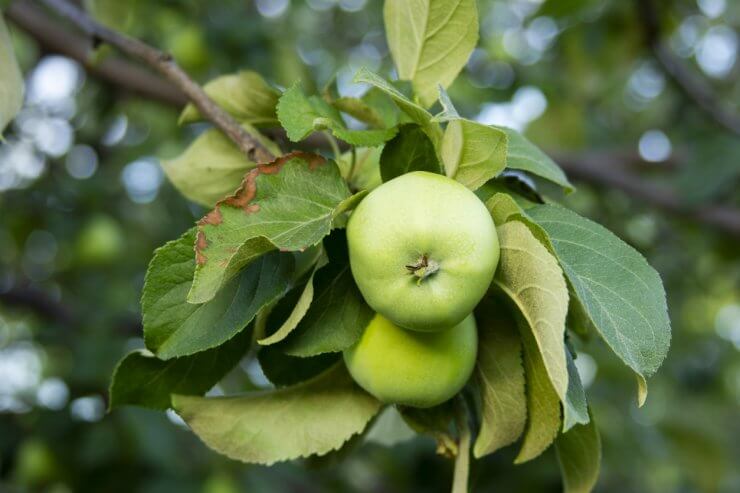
[555,413,601,493]
[258,347,339,387]
[189,152,355,304]
[353,67,442,146]
[527,205,671,406]
[384,0,479,108]
[0,12,24,134]
[497,127,574,192]
[473,298,527,458]
[563,351,589,432]
[332,89,399,129]
[486,192,529,227]
[277,83,397,146]
[337,147,384,191]
[379,124,441,182]
[142,229,292,359]
[172,364,382,465]
[441,119,508,191]
[515,313,562,463]
[179,70,280,126]
[400,401,457,457]
[161,124,281,207]
[257,272,317,346]
[108,328,250,411]
[493,221,570,406]
[280,261,374,357]
[431,86,460,122]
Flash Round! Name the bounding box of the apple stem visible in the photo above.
[405,254,440,285]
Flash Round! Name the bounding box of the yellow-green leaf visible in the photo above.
[384,0,478,107]
[179,70,280,126]
[515,314,562,463]
[473,298,527,458]
[172,364,381,465]
[0,12,24,134]
[493,221,570,406]
[442,119,507,191]
[161,124,281,207]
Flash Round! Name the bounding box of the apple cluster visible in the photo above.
[344,172,500,407]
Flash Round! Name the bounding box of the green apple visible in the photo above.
[343,313,478,408]
[347,171,499,331]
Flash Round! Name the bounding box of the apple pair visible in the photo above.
[345,172,500,408]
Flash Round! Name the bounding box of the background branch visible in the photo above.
[636,0,740,137]
[6,0,740,238]
[5,1,187,106]
[37,0,275,162]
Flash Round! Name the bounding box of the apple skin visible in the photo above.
[347,171,499,331]
[343,313,478,408]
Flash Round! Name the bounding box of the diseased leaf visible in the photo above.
[515,314,562,463]
[277,83,397,146]
[281,261,374,357]
[179,70,280,126]
[498,127,574,191]
[555,412,601,493]
[384,0,478,107]
[563,351,589,432]
[161,124,281,207]
[109,328,250,410]
[442,119,507,191]
[473,298,527,458]
[172,364,382,465]
[528,205,671,405]
[189,152,356,304]
[142,229,292,359]
[0,12,24,134]
[380,124,441,182]
[353,67,442,146]
[493,221,570,406]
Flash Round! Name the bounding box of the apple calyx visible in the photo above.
[405,254,440,285]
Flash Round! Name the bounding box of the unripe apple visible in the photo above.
[344,313,478,408]
[347,171,498,331]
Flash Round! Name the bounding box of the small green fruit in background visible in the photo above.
[343,313,478,408]
[76,215,124,265]
[347,171,499,331]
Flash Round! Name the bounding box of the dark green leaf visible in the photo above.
[555,412,601,493]
[142,229,293,359]
[281,261,374,357]
[380,124,441,182]
[497,127,574,192]
[108,328,250,410]
[277,83,397,146]
[528,205,671,406]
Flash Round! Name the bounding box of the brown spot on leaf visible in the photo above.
[193,151,327,265]
[195,231,208,265]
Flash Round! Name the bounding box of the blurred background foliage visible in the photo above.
[0,0,738,492]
